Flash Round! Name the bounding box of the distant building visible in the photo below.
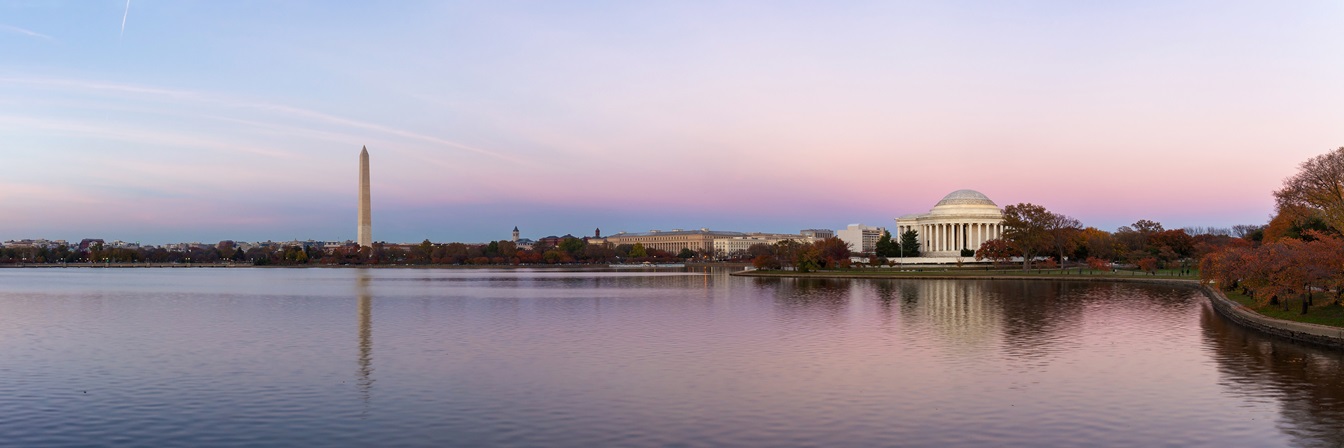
[511,226,535,250]
[536,234,578,248]
[715,234,806,258]
[593,228,747,254]
[801,229,835,239]
[78,239,105,250]
[836,224,885,254]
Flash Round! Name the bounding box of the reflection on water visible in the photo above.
[0,268,1339,446]
[1202,304,1344,446]
[356,270,374,409]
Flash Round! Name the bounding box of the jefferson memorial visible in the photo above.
[895,190,1005,258]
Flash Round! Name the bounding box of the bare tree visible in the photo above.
[1232,224,1265,239]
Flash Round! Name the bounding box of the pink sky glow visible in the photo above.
[1,2,1341,243]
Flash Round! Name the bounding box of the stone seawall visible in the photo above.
[1201,285,1344,350]
[733,270,1344,350]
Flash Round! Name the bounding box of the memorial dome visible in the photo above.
[929,189,1001,216]
[934,189,997,207]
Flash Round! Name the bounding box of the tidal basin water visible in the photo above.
[3,268,1344,447]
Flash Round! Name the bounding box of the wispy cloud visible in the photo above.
[120,0,131,39]
[0,77,528,165]
[0,114,302,160]
[0,24,52,40]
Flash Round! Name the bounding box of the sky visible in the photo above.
[1,1,1342,244]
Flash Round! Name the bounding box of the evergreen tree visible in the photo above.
[899,229,921,257]
[874,230,898,257]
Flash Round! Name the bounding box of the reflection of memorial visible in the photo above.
[761,278,1098,359]
[1202,306,1344,446]
[903,280,1002,346]
[356,271,374,406]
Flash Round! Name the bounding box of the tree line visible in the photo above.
[1202,146,1344,314]
[0,237,701,266]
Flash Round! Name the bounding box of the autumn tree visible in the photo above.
[1274,147,1344,233]
[1263,210,1334,243]
[975,238,1016,268]
[1074,227,1116,261]
[1046,213,1081,265]
[752,255,782,270]
[813,237,852,267]
[1086,257,1109,273]
[1000,203,1056,270]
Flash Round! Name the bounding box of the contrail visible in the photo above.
[119,0,130,39]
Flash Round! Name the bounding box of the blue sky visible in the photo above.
[2,1,1342,244]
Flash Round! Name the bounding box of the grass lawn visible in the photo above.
[1222,290,1344,328]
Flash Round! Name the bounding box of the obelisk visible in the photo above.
[357,146,372,247]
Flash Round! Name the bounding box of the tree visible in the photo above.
[746,243,774,258]
[752,255,781,270]
[1074,227,1115,261]
[795,247,823,272]
[1136,257,1158,275]
[558,237,586,255]
[898,229,921,257]
[1131,219,1165,234]
[1086,257,1109,273]
[628,243,647,258]
[1232,224,1265,239]
[1047,213,1081,265]
[1274,147,1344,233]
[677,248,696,259]
[813,237,852,267]
[975,238,1016,268]
[1264,210,1334,243]
[1000,203,1056,270]
[874,230,898,257]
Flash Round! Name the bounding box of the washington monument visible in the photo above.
[357,146,372,247]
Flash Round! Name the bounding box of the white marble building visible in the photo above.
[895,190,1005,257]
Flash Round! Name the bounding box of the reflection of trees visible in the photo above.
[985,281,1091,361]
[756,278,850,320]
[1201,305,1344,446]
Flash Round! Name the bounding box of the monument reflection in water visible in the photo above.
[356,270,374,408]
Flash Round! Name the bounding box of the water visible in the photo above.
[1,268,1342,447]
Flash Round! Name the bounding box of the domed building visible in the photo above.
[895,190,1005,257]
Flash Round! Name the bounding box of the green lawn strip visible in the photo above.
[1221,290,1344,328]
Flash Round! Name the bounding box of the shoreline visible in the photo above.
[732,269,1344,350]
